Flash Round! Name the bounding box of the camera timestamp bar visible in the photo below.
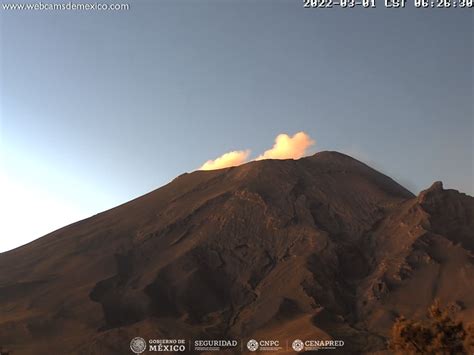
[303,0,472,8]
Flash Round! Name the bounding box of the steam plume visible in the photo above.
[199,131,315,170]
[199,150,250,171]
[256,132,315,161]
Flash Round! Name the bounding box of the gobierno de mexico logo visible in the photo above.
[130,337,147,354]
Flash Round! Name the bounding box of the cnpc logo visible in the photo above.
[246,339,281,351]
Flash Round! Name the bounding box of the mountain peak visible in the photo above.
[0,154,472,354]
[424,180,444,193]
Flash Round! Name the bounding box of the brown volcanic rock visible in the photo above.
[0,151,472,354]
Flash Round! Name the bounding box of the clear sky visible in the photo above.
[0,0,472,252]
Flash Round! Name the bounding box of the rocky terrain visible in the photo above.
[1,151,473,354]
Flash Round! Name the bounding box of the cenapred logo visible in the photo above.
[247,339,259,351]
[292,339,304,352]
[292,339,345,352]
[130,337,147,354]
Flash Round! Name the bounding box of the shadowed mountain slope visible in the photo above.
[0,151,472,354]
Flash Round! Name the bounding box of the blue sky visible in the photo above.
[1,0,472,251]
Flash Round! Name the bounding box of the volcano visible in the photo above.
[1,151,473,354]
